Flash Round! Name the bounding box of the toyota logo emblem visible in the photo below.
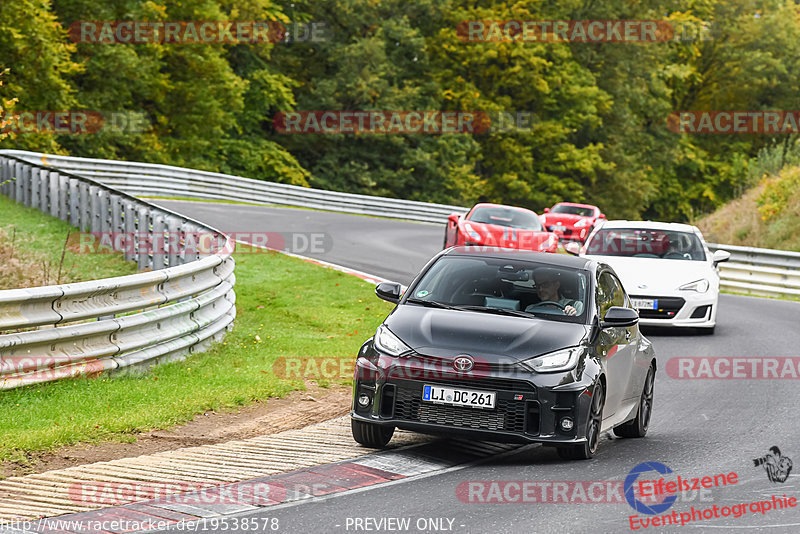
[453,355,474,372]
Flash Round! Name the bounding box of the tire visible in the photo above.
[351,418,394,448]
[614,364,654,438]
[557,381,605,460]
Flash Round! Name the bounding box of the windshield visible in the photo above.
[585,228,707,261]
[406,256,589,323]
[552,205,595,217]
[468,206,543,230]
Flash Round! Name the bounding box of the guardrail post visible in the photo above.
[167,216,182,267]
[152,212,167,270]
[58,173,69,220]
[49,171,60,218]
[0,157,11,199]
[14,162,23,203]
[69,178,80,227]
[89,185,101,232]
[97,190,110,234]
[30,167,40,208]
[110,194,122,252]
[180,222,198,264]
[39,169,50,213]
[137,206,153,271]
[123,199,137,262]
[78,182,90,231]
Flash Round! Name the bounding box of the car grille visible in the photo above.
[386,372,536,393]
[632,296,685,319]
[391,380,529,433]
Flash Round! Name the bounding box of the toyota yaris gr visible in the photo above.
[350,247,656,460]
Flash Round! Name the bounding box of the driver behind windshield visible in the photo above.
[526,268,583,316]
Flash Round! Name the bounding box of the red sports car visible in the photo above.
[541,202,605,243]
[444,203,559,252]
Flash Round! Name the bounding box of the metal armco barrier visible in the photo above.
[0,150,468,223]
[0,153,236,390]
[707,243,800,300]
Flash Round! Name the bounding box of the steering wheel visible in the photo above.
[527,301,567,311]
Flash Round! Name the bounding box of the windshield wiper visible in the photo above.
[405,298,461,310]
[455,305,537,318]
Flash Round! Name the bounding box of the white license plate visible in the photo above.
[422,384,496,409]
[631,298,657,310]
[553,225,566,232]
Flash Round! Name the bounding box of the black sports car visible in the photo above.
[351,247,656,460]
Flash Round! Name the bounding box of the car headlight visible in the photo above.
[464,223,482,242]
[679,279,710,293]
[522,346,585,373]
[574,218,590,228]
[373,325,411,356]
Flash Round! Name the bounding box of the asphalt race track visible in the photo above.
[154,200,800,534]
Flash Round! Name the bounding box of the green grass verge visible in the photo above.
[0,244,393,464]
[0,194,137,289]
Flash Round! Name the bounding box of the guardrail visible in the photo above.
[0,153,236,390]
[707,243,800,300]
[0,150,467,224]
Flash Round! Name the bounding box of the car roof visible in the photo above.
[445,246,594,270]
[553,202,599,210]
[598,219,700,233]
[470,203,536,214]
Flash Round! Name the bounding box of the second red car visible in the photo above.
[541,202,605,244]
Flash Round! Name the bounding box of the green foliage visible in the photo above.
[757,166,800,221]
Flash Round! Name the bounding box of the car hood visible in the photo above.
[545,213,586,225]
[585,255,714,294]
[461,221,552,249]
[385,305,590,362]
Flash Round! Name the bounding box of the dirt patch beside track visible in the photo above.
[0,382,351,479]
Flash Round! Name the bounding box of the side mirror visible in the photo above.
[598,213,606,219]
[564,242,581,256]
[447,213,461,226]
[601,306,639,328]
[543,208,550,213]
[712,249,731,266]
[375,281,402,304]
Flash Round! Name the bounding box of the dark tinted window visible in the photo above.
[408,256,588,323]
[586,228,706,261]
[596,271,626,319]
[469,207,543,230]
[552,205,595,217]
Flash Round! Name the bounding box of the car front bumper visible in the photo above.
[631,290,718,328]
[351,346,598,446]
